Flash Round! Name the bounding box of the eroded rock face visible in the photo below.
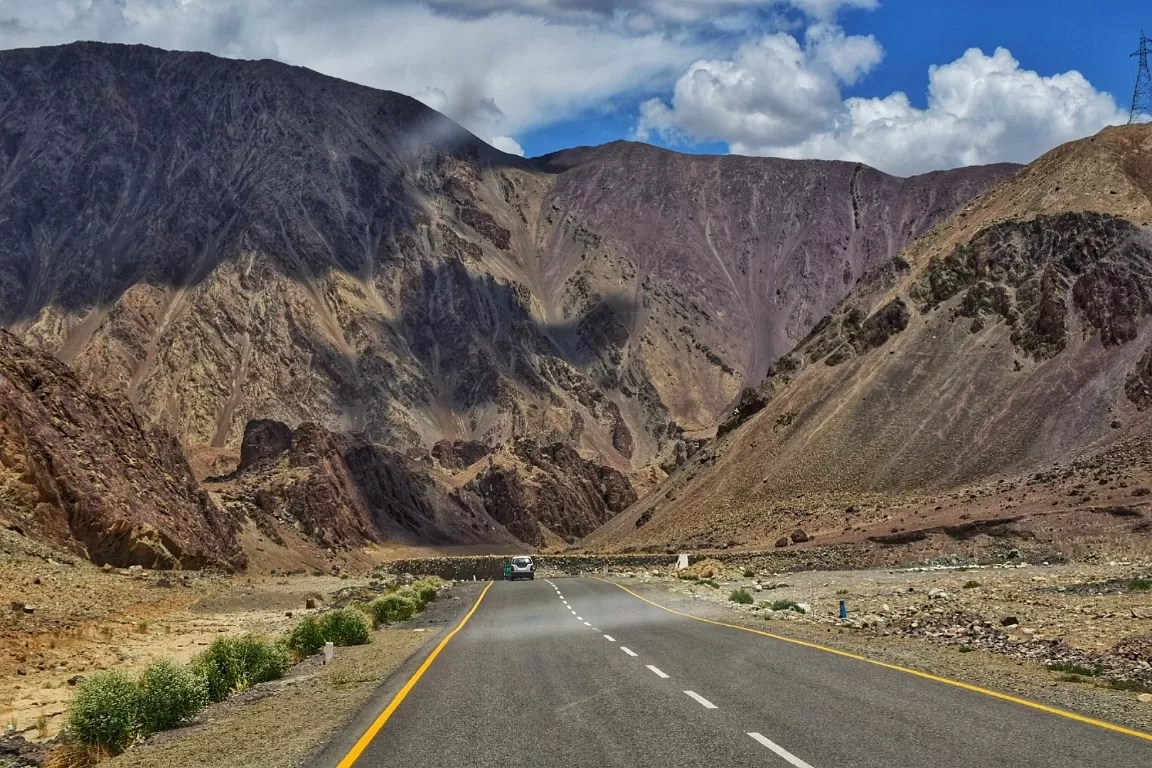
[212,421,516,550]
[0,330,243,569]
[0,42,1011,483]
[468,439,638,547]
[239,420,294,471]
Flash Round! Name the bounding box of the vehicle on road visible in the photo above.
[509,556,535,580]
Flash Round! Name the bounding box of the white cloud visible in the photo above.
[637,26,881,149]
[422,0,878,26]
[490,135,526,156]
[0,0,709,145]
[639,37,1126,176]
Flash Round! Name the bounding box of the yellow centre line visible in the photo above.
[595,577,1152,744]
[336,580,494,767]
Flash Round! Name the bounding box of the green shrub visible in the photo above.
[194,635,290,703]
[770,599,803,613]
[1057,673,1086,684]
[958,645,975,653]
[1107,678,1152,693]
[699,579,719,589]
[835,588,849,596]
[371,594,419,626]
[66,670,140,754]
[1128,578,1152,591]
[1046,661,1099,677]
[729,589,754,604]
[414,582,439,605]
[319,608,371,647]
[679,574,699,581]
[136,660,207,736]
[962,580,981,589]
[287,615,327,659]
[742,569,756,578]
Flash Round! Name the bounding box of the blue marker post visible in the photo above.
[839,599,847,619]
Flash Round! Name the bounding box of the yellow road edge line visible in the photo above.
[595,577,1152,743]
[336,580,494,767]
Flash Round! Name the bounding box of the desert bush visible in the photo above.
[136,660,207,736]
[413,581,439,605]
[287,615,327,659]
[729,589,754,605]
[1128,578,1151,591]
[194,635,290,702]
[371,594,419,626]
[66,670,140,754]
[770,599,804,613]
[699,579,719,589]
[319,608,371,647]
[962,580,981,589]
[742,569,756,578]
[1046,661,1099,677]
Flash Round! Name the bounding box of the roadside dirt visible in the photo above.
[614,557,1152,734]
[0,528,388,744]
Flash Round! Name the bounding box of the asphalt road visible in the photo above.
[317,577,1152,768]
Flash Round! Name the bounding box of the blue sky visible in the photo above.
[519,1,1144,161]
[0,1,1140,175]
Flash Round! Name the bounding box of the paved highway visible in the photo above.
[317,577,1152,767]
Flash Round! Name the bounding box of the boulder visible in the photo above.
[790,529,809,544]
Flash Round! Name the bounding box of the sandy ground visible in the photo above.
[612,556,1152,733]
[0,528,388,743]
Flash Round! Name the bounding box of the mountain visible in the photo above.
[0,42,1012,554]
[588,125,1152,557]
[0,329,243,569]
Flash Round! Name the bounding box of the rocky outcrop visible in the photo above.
[0,330,243,569]
[430,439,491,470]
[468,439,638,547]
[210,420,517,551]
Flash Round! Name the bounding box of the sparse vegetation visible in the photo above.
[1046,661,1099,677]
[962,580,981,589]
[319,608,371,647]
[65,670,141,755]
[1056,673,1087,684]
[699,579,719,589]
[743,569,756,578]
[286,615,327,658]
[370,594,419,626]
[136,660,208,736]
[193,635,290,703]
[1133,487,1151,496]
[770,600,804,613]
[679,574,700,581]
[1108,679,1152,694]
[729,589,754,604]
[1127,578,1151,591]
[135,620,148,634]
[835,588,849,595]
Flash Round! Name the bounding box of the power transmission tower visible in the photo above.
[1130,30,1152,124]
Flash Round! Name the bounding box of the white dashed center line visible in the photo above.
[570,610,577,615]
[582,621,592,626]
[576,616,583,621]
[603,634,616,642]
[646,665,669,679]
[747,734,815,768]
[620,647,638,657]
[683,691,717,709]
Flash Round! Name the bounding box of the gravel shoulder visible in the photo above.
[611,559,1152,736]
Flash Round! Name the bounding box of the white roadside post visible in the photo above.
[323,641,334,665]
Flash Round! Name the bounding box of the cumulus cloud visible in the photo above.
[490,135,527,156]
[422,0,878,26]
[639,36,1126,176]
[637,26,881,148]
[0,0,708,146]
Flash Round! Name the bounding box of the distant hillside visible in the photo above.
[590,125,1152,557]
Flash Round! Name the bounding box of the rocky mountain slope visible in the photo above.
[0,41,1011,502]
[0,330,243,569]
[590,124,1152,554]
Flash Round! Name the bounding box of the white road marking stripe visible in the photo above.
[646,665,669,679]
[583,621,592,626]
[603,634,615,642]
[620,646,638,657]
[747,733,815,768]
[576,616,583,620]
[570,610,577,614]
[683,691,717,709]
